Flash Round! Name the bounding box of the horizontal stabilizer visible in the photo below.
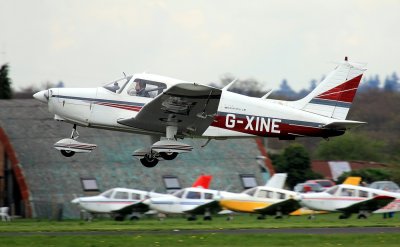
[323,120,366,130]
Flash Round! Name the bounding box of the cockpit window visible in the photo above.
[244,187,257,196]
[173,189,185,198]
[326,186,338,195]
[101,189,114,198]
[103,76,132,93]
[127,78,167,98]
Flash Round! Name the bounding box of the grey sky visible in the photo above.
[1,0,399,91]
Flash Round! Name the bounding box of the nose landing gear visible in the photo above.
[54,124,97,157]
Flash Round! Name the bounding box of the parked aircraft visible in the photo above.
[143,185,237,221]
[299,183,399,219]
[71,174,212,220]
[219,173,301,219]
[34,57,366,167]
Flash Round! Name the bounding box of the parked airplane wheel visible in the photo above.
[187,215,197,221]
[203,216,212,221]
[257,215,266,220]
[159,152,178,160]
[130,215,140,220]
[357,214,367,219]
[140,155,158,168]
[61,150,75,157]
[114,215,125,221]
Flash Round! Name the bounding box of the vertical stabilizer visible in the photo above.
[265,173,287,189]
[192,174,212,189]
[291,58,366,120]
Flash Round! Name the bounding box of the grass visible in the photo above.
[0,214,399,246]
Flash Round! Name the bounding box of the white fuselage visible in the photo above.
[300,184,400,213]
[44,73,340,139]
[71,188,164,214]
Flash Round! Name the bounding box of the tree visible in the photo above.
[383,72,399,92]
[336,168,390,184]
[0,63,12,99]
[271,143,322,188]
[315,133,386,162]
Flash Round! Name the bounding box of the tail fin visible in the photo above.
[291,58,366,120]
[265,173,287,189]
[192,174,212,189]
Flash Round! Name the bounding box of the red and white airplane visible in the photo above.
[34,57,366,167]
[299,183,399,219]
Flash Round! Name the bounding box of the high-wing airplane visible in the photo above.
[219,173,302,219]
[299,183,400,219]
[71,174,212,220]
[33,58,366,167]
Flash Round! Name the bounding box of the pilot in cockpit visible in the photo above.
[135,80,150,97]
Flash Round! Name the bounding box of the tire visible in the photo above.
[61,150,75,157]
[114,215,125,221]
[203,216,212,221]
[140,155,159,168]
[357,214,367,219]
[159,152,178,160]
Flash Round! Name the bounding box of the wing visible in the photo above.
[254,199,301,215]
[183,200,222,215]
[118,83,222,136]
[337,195,395,213]
[111,201,150,215]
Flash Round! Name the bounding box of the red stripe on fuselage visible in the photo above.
[211,115,331,137]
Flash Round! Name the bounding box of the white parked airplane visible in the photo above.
[143,186,237,221]
[34,58,366,167]
[71,174,212,220]
[219,173,301,219]
[71,188,166,221]
[299,183,399,219]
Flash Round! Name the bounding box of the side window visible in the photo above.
[266,191,274,199]
[340,188,355,197]
[127,78,167,98]
[257,190,268,198]
[204,193,213,200]
[186,191,201,199]
[114,191,129,200]
[131,193,141,200]
[359,190,369,198]
[277,192,286,199]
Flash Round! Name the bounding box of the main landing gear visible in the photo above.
[134,126,193,168]
[54,124,97,158]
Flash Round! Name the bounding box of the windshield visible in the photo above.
[103,76,132,94]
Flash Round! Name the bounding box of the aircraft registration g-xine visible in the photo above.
[33,57,366,167]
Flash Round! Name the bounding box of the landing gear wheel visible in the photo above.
[130,215,140,221]
[61,150,75,157]
[159,152,178,160]
[114,215,125,221]
[203,216,212,221]
[257,215,266,220]
[357,214,367,219]
[187,216,197,221]
[140,155,159,168]
[339,214,350,219]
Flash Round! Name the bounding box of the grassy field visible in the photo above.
[0,213,399,246]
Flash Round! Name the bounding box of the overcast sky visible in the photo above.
[1,0,399,91]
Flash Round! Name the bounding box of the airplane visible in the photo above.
[219,173,302,219]
[299,183,400,219]
[71,174,212,221]
[33,57,366,167]
[142,181,237,221]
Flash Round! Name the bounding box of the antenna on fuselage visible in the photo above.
[122,72,127,78]
[222,78,238,91]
